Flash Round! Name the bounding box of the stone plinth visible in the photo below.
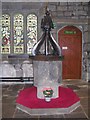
[33,55,63,99]
[16,86,80,115]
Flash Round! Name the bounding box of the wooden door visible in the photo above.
[58,26,82,79]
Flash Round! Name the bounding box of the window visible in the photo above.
[1,13,37,54]
[27,14,37,54]
[1,14,10,54]
[14,14,24,54]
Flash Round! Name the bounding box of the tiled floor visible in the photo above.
[1,80,90,119]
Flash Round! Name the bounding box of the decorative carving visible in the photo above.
[32,7,61,56]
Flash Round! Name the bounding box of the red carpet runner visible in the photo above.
[16,86,80,109]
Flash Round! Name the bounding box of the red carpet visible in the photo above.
[16,86,80,109]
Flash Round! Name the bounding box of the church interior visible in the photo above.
[0,1,90,119]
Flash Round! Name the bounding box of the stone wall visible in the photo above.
[48,2,88,19]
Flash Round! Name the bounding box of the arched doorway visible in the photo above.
[58,26,82,79]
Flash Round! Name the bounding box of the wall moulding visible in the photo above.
[1,0,90,2]
[55,19,88,25]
